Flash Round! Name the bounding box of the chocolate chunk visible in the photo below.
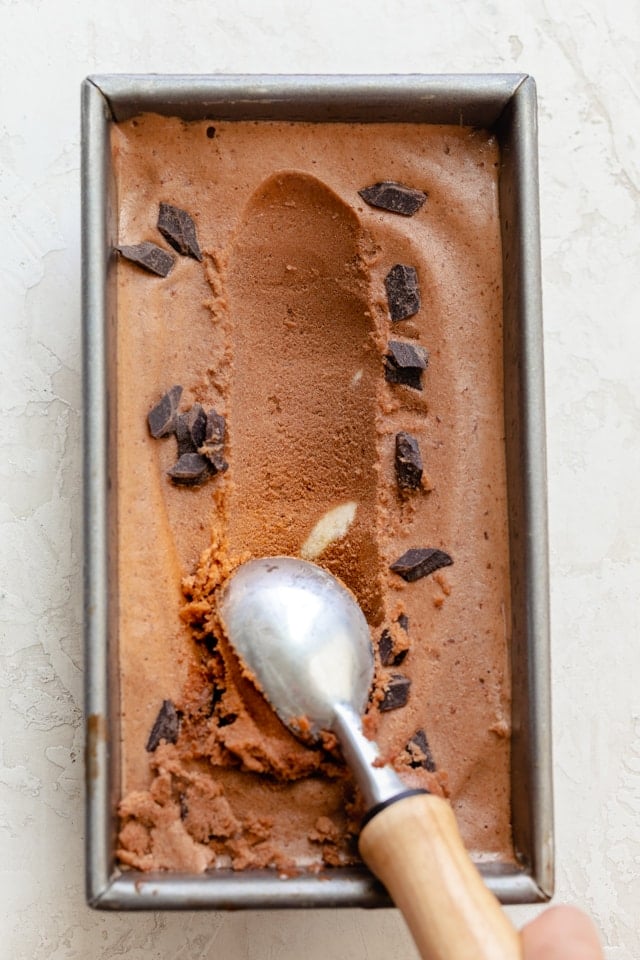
[385,264,421,321]
[157,203,203,261]
[359,181,427,216]
[167,452,212,485]
[398,613,409,632]
[199,409,228,473]
[187,403,207,448]
[395,431,423,490]
[176,417,194,457]
[407,729,436,772]
[146,700,180,751]
[176,403,207,456]
[116,241,175,277]
[378,629,394,667]
[384,340,429,390]
[203,449,229,474]
[147,385,183,438]
[380,674,411,712]
[378,629,408,667]
[390,548,453,582]
[205,409,226,446]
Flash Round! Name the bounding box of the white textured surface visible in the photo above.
[1,1,638,956]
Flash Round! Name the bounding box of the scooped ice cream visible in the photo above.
[112,116,513,873]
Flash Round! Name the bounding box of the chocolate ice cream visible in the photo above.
[112,116,513,873]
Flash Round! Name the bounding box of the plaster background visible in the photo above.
[1,1,639,956]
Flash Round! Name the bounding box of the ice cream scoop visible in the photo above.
[218,556,521,960]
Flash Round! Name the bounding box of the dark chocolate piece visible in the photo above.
[378,629,394,667]
[199,409,228,473]
[176,416,193,457]
[384,340,429,390]
[385,264,421,321]
[380,674,411,712]
[147,385,183,438]
[187,403,207,448]
[398,613,409,632]
[176,403,207,457]
[157,202,203,261]
[201,447,229,476]
[359,181,427,216]
[390,548,453,582]
[203,450,229,474]
[395,431,423,490]
[146,700,180,751]
[407,729,436,772]
[117,241,175,277]
[378,629,408,667]
[167,452,212,485]
[205,409,226,445]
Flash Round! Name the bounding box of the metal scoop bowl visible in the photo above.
[218,556,521,960]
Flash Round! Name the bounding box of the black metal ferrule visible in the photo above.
[360,787,430,830]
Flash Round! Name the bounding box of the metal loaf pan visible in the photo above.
[82,73,552,909]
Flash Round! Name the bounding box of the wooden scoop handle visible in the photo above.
[359,793,522,960]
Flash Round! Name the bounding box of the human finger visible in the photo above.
[521,905,604,960]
